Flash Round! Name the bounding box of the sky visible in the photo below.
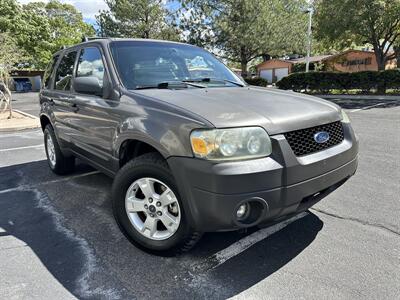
[17,0,180,25]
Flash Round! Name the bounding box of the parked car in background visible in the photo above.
[39,38,358,253]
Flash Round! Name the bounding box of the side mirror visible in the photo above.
[73,77,103,96]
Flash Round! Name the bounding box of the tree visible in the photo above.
[177,0,308,76]
[0,33,26,118]
[96,0,179,40]
[314,0,400,71]
[0,0,95,69]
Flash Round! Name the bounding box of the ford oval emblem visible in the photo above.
[314,131,330,144]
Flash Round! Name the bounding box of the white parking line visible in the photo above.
[0,144,44,152]
[0,171,101,194]
[192,212,308,272]
[350,102,387,113]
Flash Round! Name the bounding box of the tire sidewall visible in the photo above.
[44,126,57,171]
[113,159,191,252]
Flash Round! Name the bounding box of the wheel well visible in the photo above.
[40,115,51,131]
[119,140,163,167]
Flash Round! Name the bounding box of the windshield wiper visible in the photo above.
[223,79,246,87]
[183,78,245,87]
[134,81,205,90]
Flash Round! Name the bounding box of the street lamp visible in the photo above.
[305,8,314,73]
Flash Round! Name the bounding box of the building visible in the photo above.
[256,55,332,83]
[322,50,397,73]
[9,70,45,92]
[256,50,397,83]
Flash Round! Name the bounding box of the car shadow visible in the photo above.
[0,160,323,299]
[183,213,323,298]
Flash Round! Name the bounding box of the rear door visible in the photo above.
[51,50,79,143]
[40,53,60,112]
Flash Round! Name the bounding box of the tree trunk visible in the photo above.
[0,81,12,118]
[240,46,248,78]
[8,94,12,119]
[373,47,386,71]
[241,61,248,78]
[4,83,12,119]
[373,45,386,94]
[394,46,400,68]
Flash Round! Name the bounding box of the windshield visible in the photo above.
[109,41,245,90]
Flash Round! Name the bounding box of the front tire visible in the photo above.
[44,124,75,175]
[112,153,202,254]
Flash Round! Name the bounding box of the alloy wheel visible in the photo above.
[125,177,181,240]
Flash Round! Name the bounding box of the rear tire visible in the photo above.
[44,124,75,175]
[112,152,202,254]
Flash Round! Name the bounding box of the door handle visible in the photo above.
[71,103,79,113]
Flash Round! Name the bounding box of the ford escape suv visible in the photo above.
[39,38,358,253]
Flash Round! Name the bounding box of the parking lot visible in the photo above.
[0,93,399,299]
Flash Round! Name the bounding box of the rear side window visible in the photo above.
[77,47,105,87]
[55,51,77,91]
[43,55,59,89]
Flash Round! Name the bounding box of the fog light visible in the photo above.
[236,203,249,219]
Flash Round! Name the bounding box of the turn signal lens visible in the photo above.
[191,137,209,155]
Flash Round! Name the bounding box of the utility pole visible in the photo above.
[305,8,313,73]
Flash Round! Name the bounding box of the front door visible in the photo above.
[67,46,120,172]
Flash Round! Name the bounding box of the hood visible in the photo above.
[134,86,341,135]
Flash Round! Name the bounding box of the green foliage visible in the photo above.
[276,70,400,94]
[177,0,309,76]
[0,33,27,82]
[314,0,400,70]
[96,0,179,40]
[0,0,94,69]
[244,77,269,87]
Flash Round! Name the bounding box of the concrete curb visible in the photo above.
[14,109,39,120]
[315,95,400,101]
[0,124,40,133]
[0,109,40,132]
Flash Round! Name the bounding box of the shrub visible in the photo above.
[244,77,268,87]
[276,70,400,94]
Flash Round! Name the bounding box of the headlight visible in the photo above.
[341,110,351,123]
[190,127,272,161]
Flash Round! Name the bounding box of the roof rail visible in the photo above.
[81,36,111,42]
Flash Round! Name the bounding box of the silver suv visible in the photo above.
[39,38,358,253]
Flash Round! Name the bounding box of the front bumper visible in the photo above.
[168,123,358,232]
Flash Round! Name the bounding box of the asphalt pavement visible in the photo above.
[0,93,399,299]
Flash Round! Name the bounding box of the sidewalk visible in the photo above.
[0,110,40,132]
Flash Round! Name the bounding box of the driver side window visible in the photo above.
[76,47,105,87]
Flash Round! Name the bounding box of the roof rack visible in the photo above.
[81,36,111,42]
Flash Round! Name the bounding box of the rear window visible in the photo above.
[54,51,77,91]
[43,55,59,89]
